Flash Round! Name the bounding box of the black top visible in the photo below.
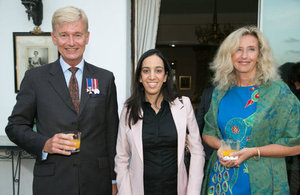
[142,99,178,195]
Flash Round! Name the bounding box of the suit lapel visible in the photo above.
[170,98,186,167]
[79,62,95,116]
[48,60,76,112]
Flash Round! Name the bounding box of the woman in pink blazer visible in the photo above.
[115,49,205,195]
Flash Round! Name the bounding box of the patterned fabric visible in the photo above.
[208,86,258,195]
[68,67,79,113]
[201,80,300,195]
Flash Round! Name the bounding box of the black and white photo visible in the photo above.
[13,32,58,92]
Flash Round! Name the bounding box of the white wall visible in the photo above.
[0,0,131,194]
[0,0,131,134]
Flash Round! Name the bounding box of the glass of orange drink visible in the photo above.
[64,131,81,153]
[220,139,240,160]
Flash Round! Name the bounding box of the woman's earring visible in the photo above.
[257,63,261,69]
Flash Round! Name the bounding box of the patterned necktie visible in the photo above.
[68,67,79,114]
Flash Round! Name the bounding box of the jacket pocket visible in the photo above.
[34,162,55,177]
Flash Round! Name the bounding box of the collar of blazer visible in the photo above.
[78,62,96,116]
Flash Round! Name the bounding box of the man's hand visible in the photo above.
[112,183,117,195]
[43,133,76,155]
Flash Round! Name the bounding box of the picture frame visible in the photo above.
[179,76,192,90]
[13,32,58,92]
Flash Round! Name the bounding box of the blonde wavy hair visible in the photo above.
[211,26,279,91]
[52,6,89,34]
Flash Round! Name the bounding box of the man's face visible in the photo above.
[51,19,89,66]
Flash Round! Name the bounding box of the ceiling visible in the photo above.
[160,0,258,14]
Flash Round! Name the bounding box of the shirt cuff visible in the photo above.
[112,180,117,184]
[42,151,48,160]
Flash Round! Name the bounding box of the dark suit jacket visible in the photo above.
[196,86,214,161]
[6,60,119,195]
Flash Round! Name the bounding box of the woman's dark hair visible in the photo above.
[288,62,300,85]
[287,62,300,100]
[125,49,177,128]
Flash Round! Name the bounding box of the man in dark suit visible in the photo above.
[196,86,214,167]
[6,6,118,195]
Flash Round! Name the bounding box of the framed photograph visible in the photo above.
[13,32,58,92]
[179,76,192,90]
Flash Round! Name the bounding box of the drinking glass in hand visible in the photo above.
[220,139,240,160]
[64,131,81,153]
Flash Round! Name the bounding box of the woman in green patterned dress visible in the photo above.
[201,26,300,195]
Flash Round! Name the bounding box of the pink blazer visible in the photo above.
[115,96,205,195]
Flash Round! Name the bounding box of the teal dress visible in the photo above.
[208,85,259,195]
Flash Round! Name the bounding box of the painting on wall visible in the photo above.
[179,76,192,90]
[13,32,58,92]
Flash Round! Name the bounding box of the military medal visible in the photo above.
[86,78,100,94]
